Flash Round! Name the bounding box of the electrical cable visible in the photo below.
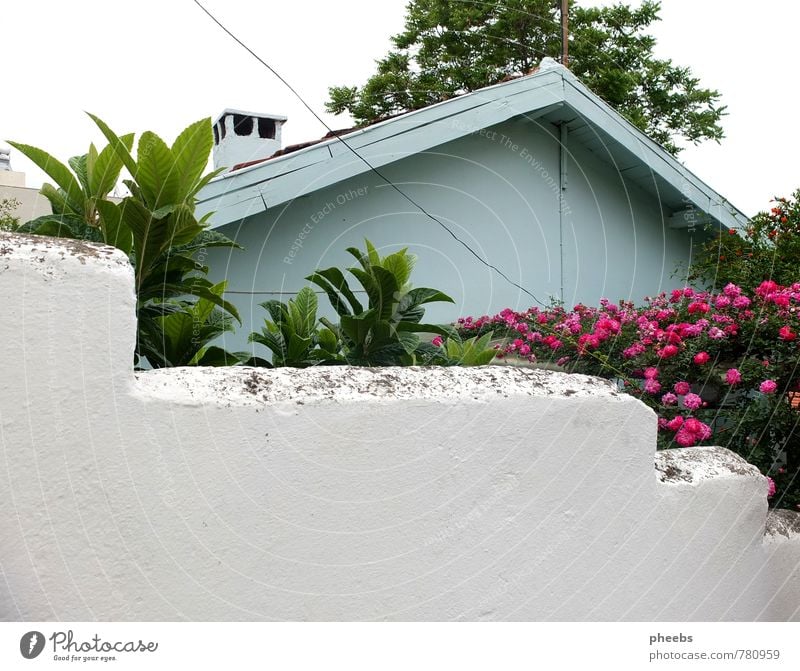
[192,0,546,306]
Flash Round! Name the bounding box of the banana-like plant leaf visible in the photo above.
[95,200,133,254]
[396,322,459,339]
[6,141,85,213]
[88,134,133,198]
[340,309,377,346]
[68,154,90,195]
[171,118,214,199]
[289,287,318,338]
[405,287,455,306]
[136,131,180,211]
[350,265,398,320]
[87,113,138,179]
[307,267,363,314]
[37,183,71,217]
[381,248,415,288]
[190,346,243,367]
[306,272,353,316]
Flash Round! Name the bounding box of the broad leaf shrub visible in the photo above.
[457,281,800,510]
[8,116,242,368]
[249,239,498,367]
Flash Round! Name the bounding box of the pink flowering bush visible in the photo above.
[457,280,800,509]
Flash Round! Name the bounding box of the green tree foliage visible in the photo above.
[690,191,800,291]
[8,116,242,368]
[326,0,725,154]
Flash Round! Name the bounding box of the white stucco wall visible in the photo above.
[1,232,798,621]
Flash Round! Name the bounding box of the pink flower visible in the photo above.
[767,476,777,498]
[725,368,742,385]
[759,379,778,394]
[673,381,691,396]
[518,343,531,356]
[644,379,662,394]
[643,367,659,379]
[661,392,678,406]
[623,342,646,358]
[683,393,703,411]
[708,326,726,340]
[659,344,679,358]
[666,416,684,432]
[675,428,697,447]
[684,418,712,440]
[687,301,710,314]
[779,325,797,341]
[714,295,731,309]
[432,336,443,347]
[756,280,780,297]
[732,295,751,309]
[693,351,710,365]
[723,283,742,297]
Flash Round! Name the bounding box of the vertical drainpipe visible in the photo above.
[559,123,568,304]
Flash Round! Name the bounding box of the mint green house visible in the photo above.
[197,59,746,351]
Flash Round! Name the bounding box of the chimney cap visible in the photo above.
[214,108,288,125]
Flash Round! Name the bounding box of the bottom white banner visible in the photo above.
[1,622,797,670]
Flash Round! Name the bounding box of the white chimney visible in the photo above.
[212,109,287,173]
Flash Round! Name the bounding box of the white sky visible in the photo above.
[2,0,798,216]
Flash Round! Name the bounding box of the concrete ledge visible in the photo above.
[766,509,800,540]
[135,364,621,406]
[655,446,765,486]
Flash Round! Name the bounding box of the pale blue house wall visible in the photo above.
[561,138,700,306]
[206,117,700,352]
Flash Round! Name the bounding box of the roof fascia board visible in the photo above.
[200,76,566,223]
[200,69,564,205]
[561,73,748,229]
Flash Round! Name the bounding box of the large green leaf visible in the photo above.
[68,154,90,195]
[88,134,133,198]
[171,118,214,200]
[307,267,363,314]
[350,265,399,320]
[38,183,71,217]
[396,322,458,339]
[289,287,318,338]
[87,113,138,178]
[306,272,353,316]
[117,196,158,281]
[190,346,243,367]
[249,329,286,359]
[7,141,84,213]
[136,131,180,211]
[286,333,313,362]
[340,310,377,346]
[404,287,455,306]
[381,248,416,288]
[95,200,133,254]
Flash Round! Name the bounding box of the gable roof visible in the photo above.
[197,61,748,231]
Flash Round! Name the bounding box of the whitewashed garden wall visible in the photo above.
[0,232,798,621]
